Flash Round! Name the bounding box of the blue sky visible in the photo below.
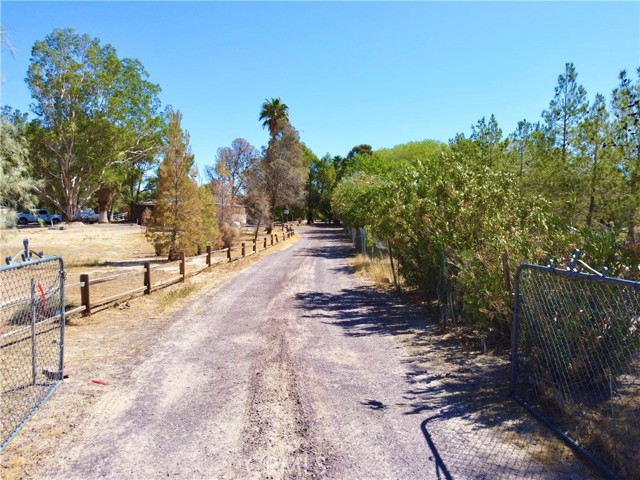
[1,1,639,175]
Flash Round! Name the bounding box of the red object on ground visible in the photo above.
[91,379,109,386]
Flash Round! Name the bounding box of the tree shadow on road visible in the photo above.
[294,285,602,479]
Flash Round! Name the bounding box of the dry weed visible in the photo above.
[352,254,396,288]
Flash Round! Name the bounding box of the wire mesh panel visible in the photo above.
[0,256,65,450]
[511,265,640,480]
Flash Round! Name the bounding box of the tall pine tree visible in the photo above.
[612,68,640,240]
[540,63,589,224]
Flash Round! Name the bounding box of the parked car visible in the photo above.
[16,209,63,225]
[77,209,100,223]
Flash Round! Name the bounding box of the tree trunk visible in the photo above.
[388,242,398,290]
[253,219,262,241]
[96,186,118,223]
[586,195,595,227]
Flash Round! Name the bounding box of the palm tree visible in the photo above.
[259,98,289,140]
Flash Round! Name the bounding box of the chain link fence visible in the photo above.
[511,264,640,480]
[1,255,65,451]
[343,225,390,258]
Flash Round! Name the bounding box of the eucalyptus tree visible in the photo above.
[26,28,164,221]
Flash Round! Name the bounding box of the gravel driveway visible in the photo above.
[13,225,600,479]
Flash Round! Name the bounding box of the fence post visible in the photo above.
[30,279,37,385]
[180,251,186,282]
[501,252,512,292]
[276,234,279,244]
[263,237,267,249]
[206,246,211,267]
[253,240,256,253]
[80,273,91,315]
[144,262,151,294]
[242,242,246,257]
[227,247,231,262]
[271,234,274,246]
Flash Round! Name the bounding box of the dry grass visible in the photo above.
[352,254,397,288]
[0,223,154,267]
[1,229,299,479]
[1,224,286,311]
[155,284,198,310]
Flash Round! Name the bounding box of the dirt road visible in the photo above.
[5,226,598,479]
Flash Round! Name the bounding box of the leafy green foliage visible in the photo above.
[307,154,337,221]
[333,140,565,335]
[25,28,164,220]
[0,109,40,233]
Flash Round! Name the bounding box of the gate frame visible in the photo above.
[0,254,66,451]
[510,262,639,480]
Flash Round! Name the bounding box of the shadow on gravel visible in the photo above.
[296,287,423,338]
[294,257,602,479]
[422,418,454,480]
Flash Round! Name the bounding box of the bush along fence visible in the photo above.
[66,228,296,317]
[511,251,640,480]
[1,240,65,451]
[342,222,640,478]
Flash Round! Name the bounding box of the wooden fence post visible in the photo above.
[263,237,267,249]
[253,240,256,253]
[227,247,231,262]
[275,234,279,244]
[242,242,246,257]
[180,251,186,282]
[144,262,151,294]
[206,246,211,267]
[80,274,91,316]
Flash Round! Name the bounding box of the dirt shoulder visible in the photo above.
[0,232,298,480]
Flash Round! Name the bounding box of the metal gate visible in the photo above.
[510,256,640,480]
[1,243,65,451]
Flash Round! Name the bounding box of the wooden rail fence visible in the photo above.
[66,228,295,317]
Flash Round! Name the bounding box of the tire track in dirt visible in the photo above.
[238,233,329,480]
